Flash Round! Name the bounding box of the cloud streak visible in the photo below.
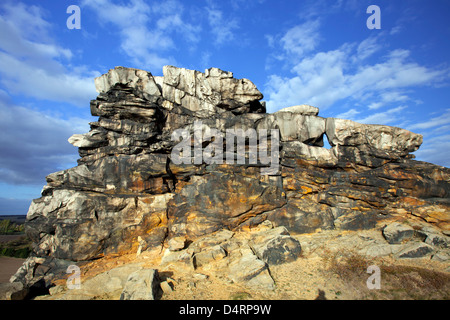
[82,0,201,71]
[0,95,88,186]
[0,2,98,107]
[264,25,447,114]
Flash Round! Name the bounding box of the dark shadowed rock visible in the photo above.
[250,226,302,265]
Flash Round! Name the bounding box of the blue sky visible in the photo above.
[0,0,449,214]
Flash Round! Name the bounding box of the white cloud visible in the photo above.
[280,20,321,59]
[355,105,407,125]
[335,108,360,120]
[265,31,447,113]
[206,7,239,46]
[368,91,409,110]
[82,0,200,71]
[0,2,98,107]
[355,36,382,61]
[0,98,89,185]
[413,133,450,168]
[408,109,450,130]
[0,52,97,107]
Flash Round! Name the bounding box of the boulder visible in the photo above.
[325,118,423,161]
[162,66,264,117]
[94,66,161,101]
[226,247,275,290]
[276,104,319,116]
[54,263,146,300]
[425,233,449,249]
[383,222,415,244]
[168,236,187,251]
[257,113,325,145]
[395,242,435,259]
[120,269,160,300]
[192,245,227,268]
[250,226,302,265]
[0,282,29,300]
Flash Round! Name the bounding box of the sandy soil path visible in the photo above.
[0,257,25,283]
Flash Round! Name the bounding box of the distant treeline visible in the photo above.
[0,215,27,225]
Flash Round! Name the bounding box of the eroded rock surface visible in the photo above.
[10,66,450,298]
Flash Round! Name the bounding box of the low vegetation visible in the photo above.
[323,249,450,300]
[0,218,31,258]
[0,219,24,235]
[0,236,31,258]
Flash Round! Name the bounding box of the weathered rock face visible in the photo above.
[12,66,450,292]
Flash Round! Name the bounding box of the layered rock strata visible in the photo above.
[11,66,450,293]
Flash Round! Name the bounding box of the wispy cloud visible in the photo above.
[407,109,450,166]
[0,95,88,185]
[206,7,239,46]
[82,0,201,71]
[265,28,448,113]
[355,105,408,125]
[0,2,98,107]
[408,109,450,130]
[280,20,321,59]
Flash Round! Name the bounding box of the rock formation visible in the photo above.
[8,66,450,298]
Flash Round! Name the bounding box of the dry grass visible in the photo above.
[321,248,450,300]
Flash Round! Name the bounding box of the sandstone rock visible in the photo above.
[382,222,415,244]
[281,141,338,166]
[95,66,161,101]
[160,248,194,270]
[364,244,392,258]
[190,229,235,250]
[257,113,325,145]
[0,282,29,300]
[395,242,435,259]
[162,66,264,117]
[431,250,450,262]
[160,281,173,294]
[276,104,319,116]
[249,226,301,265]
[14,65,450,293]
[226,247,275,290]
[425,233,449,248]
[193,245,227,268]
[68,129,107,148]
[55,263,145,300]
[267,198,335,234]
[168,236,187,251]
[325,118,423,162]
[120,269,160,300]
[167,170,286,240]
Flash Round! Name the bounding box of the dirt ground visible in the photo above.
[19,228,450,300]
[158,252,450,300]
[54,229,449,300]
[0,235,24,243]
[0,257,25,283]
